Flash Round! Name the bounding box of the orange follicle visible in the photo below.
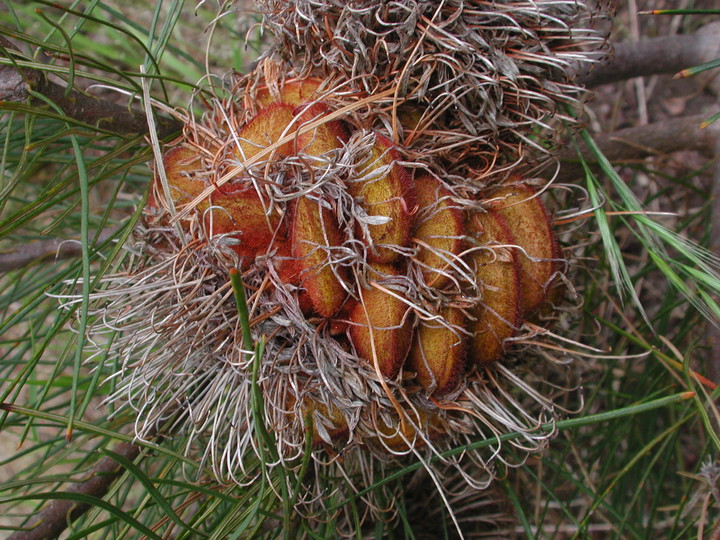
[407,306,466,395]
[350,134,416,263]
[255,77,325,109]
[470,211,523,365]
[486,183,559,316]
[293,103,349,157]
[290,196,348,317]
[236,103,296,160]
[412,174,465,288]
[160,145,279,264]
[348,265,414,379]
[369,408,446,452]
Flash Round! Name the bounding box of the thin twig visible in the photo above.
[0,37,181,138]
[0,228,119,273]
[578,21,720,88]
[707,120,720,382]
[553,114,720,182]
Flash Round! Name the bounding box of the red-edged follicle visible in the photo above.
[486,183,559,316]
[469,211,523,365]
[289,196,348,317]
[412,174,465,288]
[407,306,466,395]
[349,134,416,263]
[348,265,414,379]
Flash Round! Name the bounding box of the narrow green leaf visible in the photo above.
[328,391,695,510]
[0,404,196,465]
[579,128,720,325]
[642,9,720,15]
[701,111,720,128]
[101,449,203,536]
[676,57,720,78]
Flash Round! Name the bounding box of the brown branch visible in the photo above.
[553,114,720,183]
[0,37,181,138]
[579,21,720,88]
[0,228,120,273]
[7,439,144,540]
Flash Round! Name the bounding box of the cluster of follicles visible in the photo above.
[134,68,566,470]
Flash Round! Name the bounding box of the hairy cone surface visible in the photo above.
[155,74,565,423]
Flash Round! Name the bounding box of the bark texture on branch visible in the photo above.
[0,228,119,273]
[578,21,720,89]
[553,113,720,183]
[0,38,181,138]
[7,440,143,540]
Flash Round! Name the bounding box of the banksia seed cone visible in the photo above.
[65,0,608,534]
[112,68,569,468]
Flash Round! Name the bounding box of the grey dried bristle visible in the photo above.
[56,210,567,533]
[258,0,608,171]
[59,158,547,536]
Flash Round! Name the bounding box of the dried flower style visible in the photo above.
[258,0,607,172]
[58,0,607,534]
